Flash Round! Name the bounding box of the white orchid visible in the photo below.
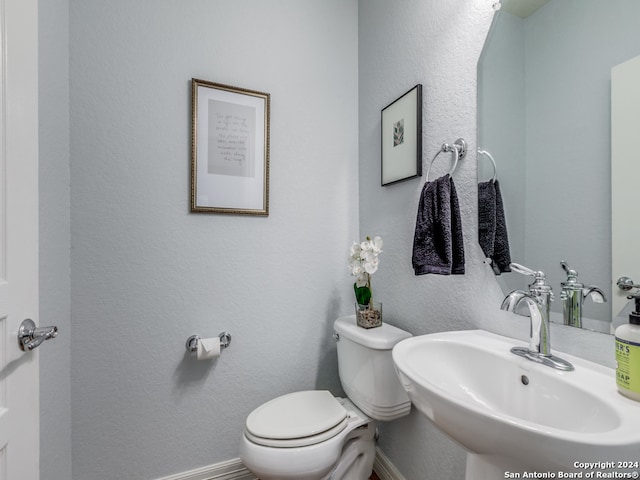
[349,236,383,305]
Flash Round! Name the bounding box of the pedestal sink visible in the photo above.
[392,330,640,479]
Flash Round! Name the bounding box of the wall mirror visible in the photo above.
[477,0,640,334]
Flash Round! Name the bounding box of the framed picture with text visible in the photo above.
[381,84,422,186]
[191,78,270,215]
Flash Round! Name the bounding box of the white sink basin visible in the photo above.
[392,330,640,478]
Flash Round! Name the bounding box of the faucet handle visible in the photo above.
[510,263,552,298]
[560,261,578,282]
[510,262,535,276]
[510,263,546,283]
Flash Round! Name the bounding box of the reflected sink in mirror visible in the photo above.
[392,330,640,480]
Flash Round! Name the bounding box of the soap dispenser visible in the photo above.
[615,287,640,402]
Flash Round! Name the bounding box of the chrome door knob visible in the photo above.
[18,318,58,351]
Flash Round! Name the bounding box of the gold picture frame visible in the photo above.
[191,78,270,215]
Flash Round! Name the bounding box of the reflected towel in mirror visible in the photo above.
[478,179,511,274]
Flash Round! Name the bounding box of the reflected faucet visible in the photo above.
[500,263,574,371]
[559,261,606,328]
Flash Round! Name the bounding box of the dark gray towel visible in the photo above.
[478,180,496,260]
[478,180,511,274]
[412,174,465,275]
[492,180,511,273]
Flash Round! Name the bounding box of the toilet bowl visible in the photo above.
[239,392,376,480]
[239,316,412,480]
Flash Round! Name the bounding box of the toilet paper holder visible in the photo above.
[185,331,232,353]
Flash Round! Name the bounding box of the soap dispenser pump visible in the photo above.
[615,277,640,401]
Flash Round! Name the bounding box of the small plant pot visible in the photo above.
[355,301,382,329]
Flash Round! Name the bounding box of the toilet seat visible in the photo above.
[245,390,348,448]
[240,396,376,480]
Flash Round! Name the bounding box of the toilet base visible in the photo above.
[324,432,376,480]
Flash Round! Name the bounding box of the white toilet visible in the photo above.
[239,315,412,480]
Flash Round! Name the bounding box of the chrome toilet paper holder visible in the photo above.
[186,331,232,353]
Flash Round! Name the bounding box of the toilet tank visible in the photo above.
[333,316,412,421]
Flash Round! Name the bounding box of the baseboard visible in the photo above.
[373,447,407,480]
[153,447,404,480]
[153,458,256,480]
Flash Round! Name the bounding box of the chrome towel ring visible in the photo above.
[425,138,467,183]
[478,149,498,182]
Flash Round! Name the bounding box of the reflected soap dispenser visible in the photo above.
[615,294,640,401]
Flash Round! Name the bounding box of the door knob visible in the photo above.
[18,318,58,351]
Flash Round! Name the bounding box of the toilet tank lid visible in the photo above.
[334,316,412,350]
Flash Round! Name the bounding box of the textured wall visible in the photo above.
[358,1,614,478]
[39,0,72,478]
[36,2,619,480]
[358,2,502,477]
[68,1,358,479]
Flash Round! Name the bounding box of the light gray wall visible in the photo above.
[39,0,72,478]
[68,1,358,479]
[36,2,620,480]
[358,1,502,478]
[358,1,615,479]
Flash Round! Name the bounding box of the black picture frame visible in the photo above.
[381,84,422,186]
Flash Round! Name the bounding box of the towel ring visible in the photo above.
[425,138,467,183]
[478,149,497,182]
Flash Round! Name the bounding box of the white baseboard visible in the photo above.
[153,458,256,480]
[373,447,407,480]
[154,448,404,480]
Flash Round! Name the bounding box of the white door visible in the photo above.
[0,0,40,479]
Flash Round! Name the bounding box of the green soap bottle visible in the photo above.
[615,297,640,401]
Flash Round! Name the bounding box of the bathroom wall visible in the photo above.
[358,2,502,477]
[358,0,614,478]
[39,0,72,478]
[36,1,619,479]
[68,1,358,479]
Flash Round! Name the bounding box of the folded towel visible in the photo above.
[477,179,511,274]
[412,174,465,275]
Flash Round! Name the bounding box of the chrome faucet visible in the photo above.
[500,263,574,371]
[559,261,606,328]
